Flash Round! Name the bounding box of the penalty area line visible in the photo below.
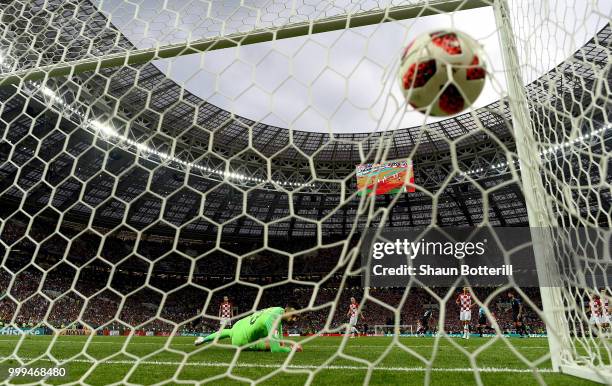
[0,357,554,373]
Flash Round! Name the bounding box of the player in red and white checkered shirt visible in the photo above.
[346,297,364,338]
[589,294,602,325]
[456,287,473,339]
[219,296,234,327]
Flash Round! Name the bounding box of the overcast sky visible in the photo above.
[94,0,611,133]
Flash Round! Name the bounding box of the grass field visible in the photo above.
[0,335,607,385]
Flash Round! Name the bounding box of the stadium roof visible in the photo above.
[0,1,610,239]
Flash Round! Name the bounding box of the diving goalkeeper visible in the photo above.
[194,306,302,353]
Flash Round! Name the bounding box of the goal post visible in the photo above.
[492,0,569,374]
[493,1,611,383]
[0,0,491,87]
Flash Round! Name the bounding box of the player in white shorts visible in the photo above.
[347,297,363,338]
[456,287,473,339]
[219,296,234,327]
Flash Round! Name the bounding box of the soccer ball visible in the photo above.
[398,29,486,116]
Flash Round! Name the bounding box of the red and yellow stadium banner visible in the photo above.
[356,160,415,196]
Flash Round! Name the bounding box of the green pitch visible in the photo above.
[0,335,604,385]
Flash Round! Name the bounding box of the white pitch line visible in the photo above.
[0,339,551,349]
[0,357,554,373]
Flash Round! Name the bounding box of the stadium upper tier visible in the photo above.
[0,1,609,236]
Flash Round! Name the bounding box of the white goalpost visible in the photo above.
[492,1,610,382]
[0,0,610,384]
[492,0,573,378]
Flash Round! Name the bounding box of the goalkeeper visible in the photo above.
[194,306,302,353]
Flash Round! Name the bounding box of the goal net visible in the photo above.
[0,0,610,384]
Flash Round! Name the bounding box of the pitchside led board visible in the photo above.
[356,160,415,196]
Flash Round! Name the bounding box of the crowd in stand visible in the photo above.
[0,221,556,336]
[1,269,546,335]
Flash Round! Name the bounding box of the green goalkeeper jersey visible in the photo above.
[201,307,291,353]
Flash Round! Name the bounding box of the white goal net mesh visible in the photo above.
[0,0,610,384]
[374,325,413,335]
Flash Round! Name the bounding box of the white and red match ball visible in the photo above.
[398,29,486,116]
